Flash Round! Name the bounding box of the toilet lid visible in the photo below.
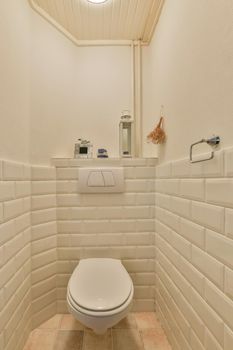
[68,259,132,311]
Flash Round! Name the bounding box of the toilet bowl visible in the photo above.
[67,258,134,334]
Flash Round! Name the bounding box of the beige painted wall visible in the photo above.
[2,0,232,165]
[143,0,233,163]
[0,0,31,162]
[30,11,132,164]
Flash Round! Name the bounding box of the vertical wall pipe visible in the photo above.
[131,42,135,157]
[135,40,142,157]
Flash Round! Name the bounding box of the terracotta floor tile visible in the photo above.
[83,329,112,350]
[141,329,172,350]
[23,312,172,350]
[39,314,62,329]
[28,329,57,350]
[112,329,144,350]
[60,314,84,330]
[113,314,137,329]
[134,312,162,329]
[53,330,83,350]
[23,332,34,350]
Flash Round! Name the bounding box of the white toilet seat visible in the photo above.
[67,258,134,333]
[67,285,134,317]
[68,258,133,315]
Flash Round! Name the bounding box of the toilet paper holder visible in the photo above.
[190,136,220,163]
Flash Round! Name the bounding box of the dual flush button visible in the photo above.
[79,168,124,193]
[88,171,115,187]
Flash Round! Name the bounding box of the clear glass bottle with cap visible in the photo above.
[119,110,134,158]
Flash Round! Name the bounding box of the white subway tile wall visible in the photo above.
[31,166,57,329]
[2,148,233,350]
[55,158,156,313]
[0,158,156,350]
[0,161,31,350]
[155,148,233,350]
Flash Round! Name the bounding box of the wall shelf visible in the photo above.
[51,157,158,168]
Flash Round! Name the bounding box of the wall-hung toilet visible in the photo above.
[67,258,134,334]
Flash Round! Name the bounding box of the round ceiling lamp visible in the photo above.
[87,0,108,4]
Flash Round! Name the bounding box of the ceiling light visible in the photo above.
[87,0,108,4]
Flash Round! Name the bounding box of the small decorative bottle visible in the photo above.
[119,110,134,158]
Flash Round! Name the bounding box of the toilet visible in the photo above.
[67,258,134,334]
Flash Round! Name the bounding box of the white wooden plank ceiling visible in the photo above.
[29,0,164,44]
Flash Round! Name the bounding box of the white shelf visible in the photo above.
[51,157,158,167]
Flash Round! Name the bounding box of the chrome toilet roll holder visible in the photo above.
[190,136,221,163]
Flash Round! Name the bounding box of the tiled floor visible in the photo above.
[24,312,172,350]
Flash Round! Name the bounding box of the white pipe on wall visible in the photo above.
[139,40,142,157]
[131,42,135,157]
[135,41,142,157]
